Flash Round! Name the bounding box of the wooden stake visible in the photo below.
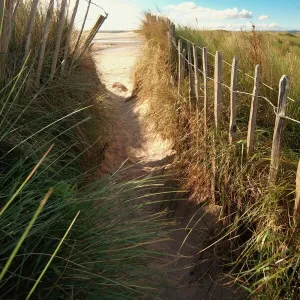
[178,39,183,97]
[76,14,107,62]
[24,0,39,62]
[269,75,289,185]
[193,43,200,106]
[247,65,261,157]
[0,0,15,82]
[214,51,222,131]
[203,47,208,134]
[294,160,300,226]
[229,56,238,143]
[187,42,194,107]
[69,0,92,74]
[50,0,68,81]
[36,0,54,84]
[61,0,80,73]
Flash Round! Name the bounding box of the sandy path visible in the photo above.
[93,32,174,176]
[93,32,244,300]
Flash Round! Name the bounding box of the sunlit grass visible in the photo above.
[134,13,300,298]
[0,4,173,299]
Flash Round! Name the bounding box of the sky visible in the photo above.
[73,0,300,31]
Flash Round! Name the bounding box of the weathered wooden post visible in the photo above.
[36,0,54,84]
[247,65,261,157]
[0,1,4,35]
[50,0,68,80]
[211,51,222,204]
[77,14,108,62]
[178,39,183,97]
[294,160,300,226]
[214,51,222,131]
[24,0,39,62]
[61,0,80,74]
[229,56,238,143]
[187,42,194,108]
[269,75,289,185]
[0,0,15,82]
[69,0,92,74]
[203,47,208,134]
[193,44,200,106]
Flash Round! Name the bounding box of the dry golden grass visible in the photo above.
[134,13,300,298]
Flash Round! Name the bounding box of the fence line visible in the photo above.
[177,35,298,104]
[170,24,300,226]
[172,37,297,112]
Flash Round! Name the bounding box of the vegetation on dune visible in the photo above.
[0,3,170,299]
[134,13,300,298]
[177,26,300,149]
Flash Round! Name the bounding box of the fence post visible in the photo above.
[246,64,261,157]
[203,47,208,134]
[178,39,183,96]
[187,42,194,107]
[229,56,238,143]
[214,51,222,131]
[269,75,289,185]
[69,0,92,75]
[24,0,39,62]
[36,0,54,84]
[76,14,108,62]
[294,160,300,226]
[61,0,80,74]
[193,44,200,106]
[0,0,15,82]
[50,0,68,81]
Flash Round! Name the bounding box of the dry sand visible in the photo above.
[92,32,244,300]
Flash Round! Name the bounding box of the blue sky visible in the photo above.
[74,0,300,31]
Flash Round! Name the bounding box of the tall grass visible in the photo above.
[1,4,171,299]
[134,13,300,298]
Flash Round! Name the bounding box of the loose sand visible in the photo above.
[92,31,244,300]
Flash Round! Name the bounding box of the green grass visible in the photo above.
[0,4,173,299]
[134,13,300,298]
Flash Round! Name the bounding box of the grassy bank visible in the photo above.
[1,3,169,299]
[134,14,300,298]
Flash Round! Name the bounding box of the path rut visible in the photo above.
[92,32,245,300]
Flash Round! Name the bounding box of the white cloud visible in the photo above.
[194,22,282,31]
[164,2,252,21]
[258,15,269,20]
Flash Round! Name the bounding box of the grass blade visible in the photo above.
[0,187,54,281]
[0,144,54,216]
[26,211,81,300]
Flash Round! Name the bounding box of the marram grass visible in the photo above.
[134,13,300,298]
[0,3,172,299]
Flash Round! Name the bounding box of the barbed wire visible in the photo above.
[172,37,300,124]
[83,0,108,16]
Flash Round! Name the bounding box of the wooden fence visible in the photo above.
[0,0,108,84]
[168,23,300,226]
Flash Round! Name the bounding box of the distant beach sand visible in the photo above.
[93,31,142,49]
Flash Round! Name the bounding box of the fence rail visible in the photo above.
[168,23,300,226]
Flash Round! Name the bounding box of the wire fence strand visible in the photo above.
[176,36,298,104]
[172,36,300,124]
